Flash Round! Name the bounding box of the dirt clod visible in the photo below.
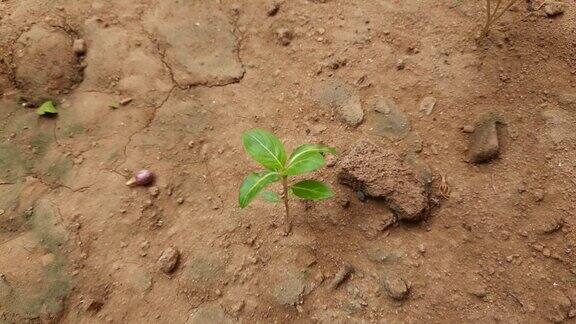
[339,140,431,221]
[157,247,180,274]
[148,186,160,197]
[543,1,566,17]
[383,276,409,300]
[14,24,82,102]
[468,118,500,164]
[275,27,294,46]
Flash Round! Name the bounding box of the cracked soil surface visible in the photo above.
[1,0,576,323]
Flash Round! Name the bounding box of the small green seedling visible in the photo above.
[239,129,336,234]
[36,100,58,116]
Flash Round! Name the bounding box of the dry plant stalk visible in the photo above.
[482,0,517,36]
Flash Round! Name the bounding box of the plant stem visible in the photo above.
[483,0,492,36]
[482,0,517,37]
[281,176,291,235]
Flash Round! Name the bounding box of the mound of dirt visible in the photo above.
[338,140,431,221]
[13,24,82,103]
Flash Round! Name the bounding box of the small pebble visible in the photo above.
[266,1,280,16]
[418,244,426,254]
[177,197,184,204]
[120,98,133,106]
[356,190,366,202]
[383,276,409,300]
[148,186,160,197]
[462,125,475,133]
[330,263,354,289]
[534,189,545,202]
[73,39,86,55]
[157,247,180,274]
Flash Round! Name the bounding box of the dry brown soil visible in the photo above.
[1,0,576,323]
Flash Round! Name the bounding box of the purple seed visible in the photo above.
[126,169,155,186]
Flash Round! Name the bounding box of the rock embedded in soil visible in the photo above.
[370,97,410,139]
[83,298,104,312]
[143,1,244,87]
[148,186,160,197]
[157,247,180,274]
[419,96,437,115]
[318,81,364,127]
[461,125,475,133]
[383,276,409,300]
[267,1,280,16]
[187,304,233,324]
[73,39,87,55]
[338,140,431,221]
[558,93,576,110]
[468,118,500,164]
[543,1,566,16]
[330,263,354,289]
[271,272,305,306]
[275,27,294,46]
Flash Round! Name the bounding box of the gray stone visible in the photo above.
[370,97,410,139]
[367,249,405,264]
[319,81,364,127]
[187,304,233,324]
[468,118,500,163]
[542,109,575,145]
[383,276,409,300]
[338,140,430,221]
[419,96,437,115]
[330,264,354,290]
[272,271,305,306]
[143,1,244,87]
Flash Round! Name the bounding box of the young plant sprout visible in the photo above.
[239,129,336,234]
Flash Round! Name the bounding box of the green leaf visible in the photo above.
[291,180,334,200]
[261,190,280,203]
[36,101,58,115]
[242,129,287,171]
[239,171,280,208]
[285,144,336,176]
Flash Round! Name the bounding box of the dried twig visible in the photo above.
[482,0,517,37]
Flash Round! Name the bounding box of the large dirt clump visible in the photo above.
[13,24,83,102]
[338,140,431,221]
